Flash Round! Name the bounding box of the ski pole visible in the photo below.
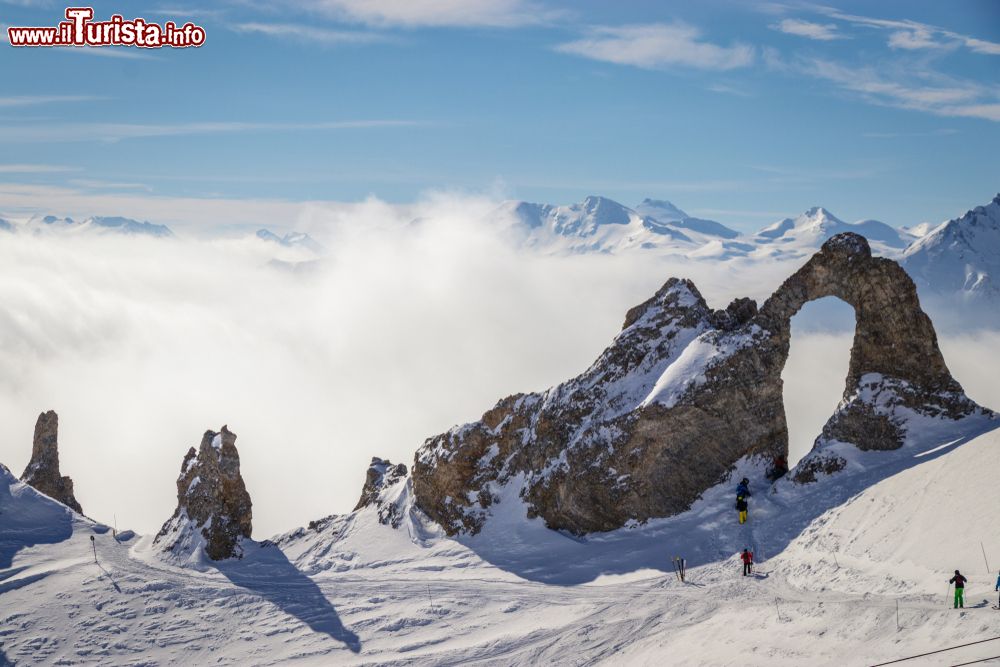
[895,598,900,631]
[982,542,991,574]
[90,535,97,563]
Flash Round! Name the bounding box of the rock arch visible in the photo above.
[411,233,990,535]
[759,233,972,457]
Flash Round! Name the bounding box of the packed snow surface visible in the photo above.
[2,409,999,665]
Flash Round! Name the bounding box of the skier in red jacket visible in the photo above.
[741,548,753,576]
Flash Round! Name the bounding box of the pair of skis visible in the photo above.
[672,556,686,582]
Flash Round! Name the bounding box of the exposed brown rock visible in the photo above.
[411,233,991,535]
[354,457,408,528]
[20,410,83,514]
[154,425,253,561]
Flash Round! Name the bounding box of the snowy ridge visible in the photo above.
[901,193,1000,302]
[0,214,174,238]
[642,324,767,409]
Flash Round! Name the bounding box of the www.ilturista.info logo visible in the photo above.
[7,7,206,49]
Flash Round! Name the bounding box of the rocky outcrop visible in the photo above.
[154,425,253,561]
[411,233,991,536]
[20,411,83,514]
[354,457,409,528]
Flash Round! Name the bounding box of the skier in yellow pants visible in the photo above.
[736,495,748,524]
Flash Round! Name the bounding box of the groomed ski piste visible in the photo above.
[2,414,999,666]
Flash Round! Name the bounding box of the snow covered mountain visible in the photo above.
[256,228,324,254]
[500,195,742,255]
[901,194,1000,303]
[753,206,909,256]
[2,214,173,238]
[499,195,925,262]
[634,198,741,239]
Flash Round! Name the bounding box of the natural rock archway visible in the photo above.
[410,233,991,536]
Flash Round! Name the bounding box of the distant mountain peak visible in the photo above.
[634,198,689,222]
[256,228,323,253]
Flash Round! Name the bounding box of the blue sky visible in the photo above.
[1,0,998,231]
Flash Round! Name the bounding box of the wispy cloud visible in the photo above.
[820,9,1000,56]
[0,163,81,173]
[802,58,1000,122]
[555,23,754,71]
[0,95,103,108]
[862,128,958,139]
[65,46,160,60]
[68,178,153,192]
[772,18,844,41]
[0,119,421,142]
[271,0,559,28]
[706,82,753,97]
[232,22,386,46]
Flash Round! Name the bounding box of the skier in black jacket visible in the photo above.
[950,570,968,609]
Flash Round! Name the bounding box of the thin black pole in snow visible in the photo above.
[833,553,839,568]
[895,598,900,631]
[90,535,97,563]
[982,542,991,574]
[774,597,782,622]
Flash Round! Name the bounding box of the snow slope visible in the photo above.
[2,408,998,665]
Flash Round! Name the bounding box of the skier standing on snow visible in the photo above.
[741,548,753,576]
[736,495,749,524]
[950,570,968,609]
[735,477,751,524]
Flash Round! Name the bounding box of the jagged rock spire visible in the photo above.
[20,410,83,514]
[154,425,253,561]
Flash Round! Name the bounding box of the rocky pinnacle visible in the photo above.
[20,410,83,514]
[154,425,253,561]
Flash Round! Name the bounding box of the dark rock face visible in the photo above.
[354,457,409,528]
[20,411,83,514]
[154,425,253,561]
[411,233,991,536]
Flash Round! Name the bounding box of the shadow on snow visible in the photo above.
[215,542,361,653]
[0,468,73,570]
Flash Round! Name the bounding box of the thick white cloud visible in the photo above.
[555,23,754,71]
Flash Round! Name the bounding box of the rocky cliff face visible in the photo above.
[20,410,83,514]
[154,425,253,561]
[354,457,409,528]
[410,233,991,536]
